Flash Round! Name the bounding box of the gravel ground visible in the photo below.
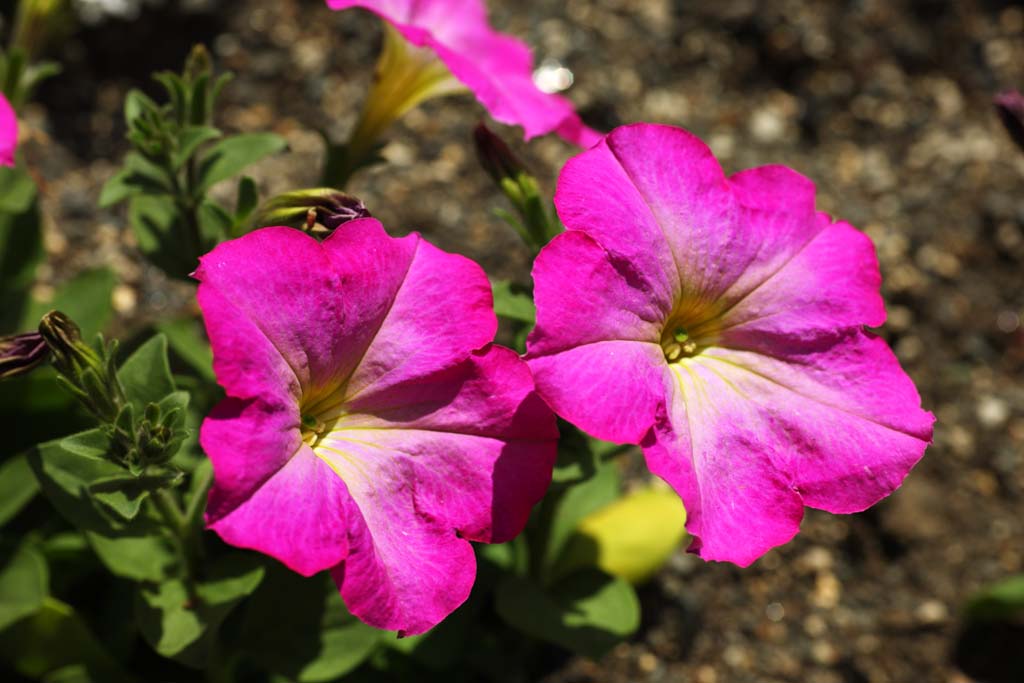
[14,0,1024,681]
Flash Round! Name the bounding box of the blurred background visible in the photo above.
[4,0,1024,681]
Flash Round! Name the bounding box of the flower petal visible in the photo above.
[528,340,666,444]
[331,222,496,401]
[203,398,352,576]
[0,93,15,167]
[326,0,594,144]
[320,346,557,634]
[715,215,887,342]
[647,331,933,565]
[195,225,382,398]
[527,230,666,356]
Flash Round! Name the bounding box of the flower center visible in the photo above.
[659,300,723,363]
[299,387,349,449]
[661,326,699,362]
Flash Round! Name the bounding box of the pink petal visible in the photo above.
[202,398,352,576]
[325,0,595,145]
[195,224,387,399]
[329,221,497,401]
[0,93,16,167]
[648,331,932,565]
[527,230,666,357]
[323,346,557,634]
[715,215,886,343]
[528,341,666,445]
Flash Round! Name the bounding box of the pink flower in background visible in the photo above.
[526,123,933,566]
[325,0,601,147]
[196,220,557,634]
[0,93,17,167]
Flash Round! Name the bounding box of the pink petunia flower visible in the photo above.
[526,123,934,566]
[1,92,17,167]
[195,219,557,634]
[325,0,600,147]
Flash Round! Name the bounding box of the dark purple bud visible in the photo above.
[258,188,371,233]
[994,90,1024,152]
[473,121,527,187]
[0,331,50,380]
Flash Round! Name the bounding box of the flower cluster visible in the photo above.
[193,4,932,640]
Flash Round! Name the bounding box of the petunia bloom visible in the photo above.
[196,219,557,634]
[1,92,17,167]
[325,0,600,148]
[526,123,934,566]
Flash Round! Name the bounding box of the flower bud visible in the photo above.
[995,90,1024,152]
[473,122,558,249]
[39,310,124,422]
[257,188,371,234]
[473,121,527,188]
[0,331,50,380]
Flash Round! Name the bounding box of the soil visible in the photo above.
[13,0,1024,682]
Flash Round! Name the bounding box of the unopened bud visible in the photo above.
[258,188,371,233]
[184,44,213,82]
[995,90,1024,153]
[39,310,124,422]
[473,122,557,249]
[473,121,527,188]
[0,331,50,380]
[39,310,96,374]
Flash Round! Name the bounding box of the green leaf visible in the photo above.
[27,429,179,581]
[98,152,171,208]
[127,194,193,278]
[540,449,620,576]
[966,574,1024,623]
[197,198,233,245]
[0,543,48,631]
[123,89,158,127]
[490,279,536,324]
[234,175,258,226]
[117,334,175,411]
[240,564,382,681]
[0,453,40,526]
[20,268,116,339]
[156,317,214,381]
[196,133,286,194]
[172,125,221,170]
[87,470,183,522]
[135,554,265,666]
[0,597,129,681]
[495,570,639,659]
[0,164,38,213]
[86,531,177,583]
[28,429,125,532]
[0,184,42,300]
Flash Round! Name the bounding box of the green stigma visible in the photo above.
[673,327,689,343]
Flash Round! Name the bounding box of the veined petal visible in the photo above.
[195,226,370,398]
[333,222,496,402]
[527,230,666,357]
[528,340,666,444]
[316,346,556,634]
[203,399,352,576]
[648,331,932,565]
[715,215,886,341]
[0,93,15,167]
